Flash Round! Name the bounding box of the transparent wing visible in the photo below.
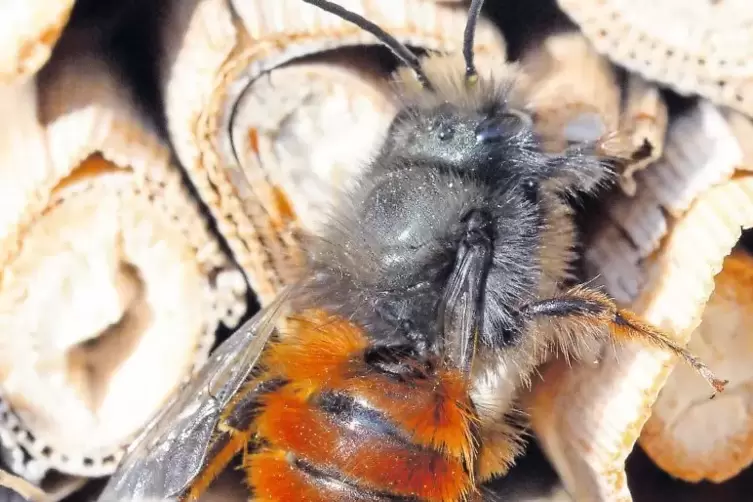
[96,287,292,502]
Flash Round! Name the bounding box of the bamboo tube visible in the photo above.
[556,0,753,117]
[0,0,75,84]
[640,249,753,483]
[726,110,753,170]
[632,88,753,489]
[0,42,247,480]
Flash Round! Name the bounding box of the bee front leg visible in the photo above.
[518,286,728,395]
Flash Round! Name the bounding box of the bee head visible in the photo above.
[376,54,618,198]
[375,100,536,181]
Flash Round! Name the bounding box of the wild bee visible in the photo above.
[96,0,727,500]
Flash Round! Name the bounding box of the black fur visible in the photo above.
[292,80,614,362]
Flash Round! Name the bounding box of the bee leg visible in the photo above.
[475,410,528,482]
[183,380,272,501]
[182,431,251,501]
[519,286,728,395]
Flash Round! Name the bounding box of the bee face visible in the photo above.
[378,101,535,181]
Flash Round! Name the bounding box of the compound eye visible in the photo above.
[475,109,532,143]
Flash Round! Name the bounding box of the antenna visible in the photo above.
[463,0,485,85]
[302,0,433,89]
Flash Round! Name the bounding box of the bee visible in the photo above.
[96,0,727,500]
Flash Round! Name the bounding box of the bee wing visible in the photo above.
[96,287,292,502]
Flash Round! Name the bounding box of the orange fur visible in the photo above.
[253,385,472,501]
[343,369,477,465]
[265,311,477,462]
[183,310,482,501]
[247,451,330,502]
[262,311,371,386]
[475,429,521,482]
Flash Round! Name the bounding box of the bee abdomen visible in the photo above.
[248,382,470,501]
[248,450,416,502]
[240,312,479,501]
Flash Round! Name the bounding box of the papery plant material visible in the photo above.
[157,0,507,304]
[556,0,753,117]
[725,110,753,169]
[526,99,753,502]
[618,75,669,196]
[641,250,753,483]
[596,100,743,299]
[0,44,247,480]
[0,468,86,502]
[0,468,49,502]
[0,0,75,83]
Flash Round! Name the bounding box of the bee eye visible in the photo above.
[475,110,531,143]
